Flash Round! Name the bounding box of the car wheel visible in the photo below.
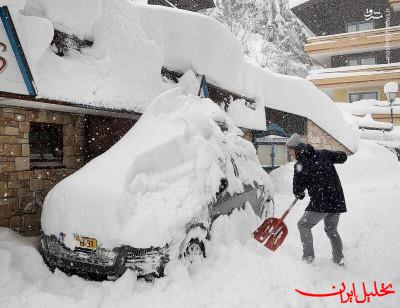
[184,238,206,264]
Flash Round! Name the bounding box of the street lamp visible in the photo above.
[384,82,398,125]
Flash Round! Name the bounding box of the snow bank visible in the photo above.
[24,0,102,40]
[7,0,358,151]
[31,0,168,112]
[239,64,359,152]
[227,98,266,131]
[338,99,400,116]
[136,4,244,88]
[357,113,393,130]
[340,108,400,146]
[359,126,400,147]
[42,90,270,248]
[2,141,400,308]
[131,3,358,151]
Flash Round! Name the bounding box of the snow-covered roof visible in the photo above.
[357,113,394,131]
[3,0,358,152]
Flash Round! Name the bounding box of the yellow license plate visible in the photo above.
[75,235,97,251]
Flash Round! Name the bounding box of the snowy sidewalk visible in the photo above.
[0,141,399,308]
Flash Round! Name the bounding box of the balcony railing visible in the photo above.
[305,26,400,56]
[307,63,400,88]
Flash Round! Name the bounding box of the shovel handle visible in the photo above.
[279,198,298,221]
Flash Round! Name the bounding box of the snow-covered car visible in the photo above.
[40,89,273,280]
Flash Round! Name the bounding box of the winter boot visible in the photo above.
[332,257,345,267]
[302,256,314,264]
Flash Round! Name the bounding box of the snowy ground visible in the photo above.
[0,141,399,308]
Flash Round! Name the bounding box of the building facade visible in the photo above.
[0,103,137,236]
[292,0,400,124]
[0,3,352,237]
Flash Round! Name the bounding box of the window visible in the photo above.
[347,56,376,66]
[257,143,289,168]
[348,59,359,66]
[349,91,379,103]
[257,144,273,167]
[360,57,376,65]
[346,21,374,33]
[30,123,63,168]
[254,125,291,172]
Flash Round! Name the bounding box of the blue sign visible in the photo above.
[0,6,36,96]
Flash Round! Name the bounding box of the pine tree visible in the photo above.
[204,0,313,77]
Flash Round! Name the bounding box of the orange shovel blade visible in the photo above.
[253,218,288,251]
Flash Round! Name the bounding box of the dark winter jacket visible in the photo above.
[293,143,347,213]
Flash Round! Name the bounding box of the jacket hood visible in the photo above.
[295,143,315,162]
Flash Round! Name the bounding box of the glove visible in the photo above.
[296,192,305,200]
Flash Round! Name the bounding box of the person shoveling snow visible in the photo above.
[287,134,347,266]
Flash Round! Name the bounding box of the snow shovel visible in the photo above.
[253,198,298,251]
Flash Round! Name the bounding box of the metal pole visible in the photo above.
[391,105,394,124]
[390,98,394,125]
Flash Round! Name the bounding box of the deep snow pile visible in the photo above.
[359,126,400,146]
[338,98,400,116]
[4,0,358,150]
[227,98,267,130]
[357,113,394,130]
[25,0,168,112]
[24,0,103,40]
[42,89,270,248]
[339,101,400,147]
[0,141,399,308]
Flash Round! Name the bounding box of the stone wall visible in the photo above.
[305,120,353,155]
[0,106,85,236]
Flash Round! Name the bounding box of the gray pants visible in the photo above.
[297,211,343,262]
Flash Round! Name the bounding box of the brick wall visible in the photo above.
[0,106,85,236]
[305,120,353,155]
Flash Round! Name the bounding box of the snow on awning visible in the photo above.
[338,99,400,116]
[3,0,358,152]
[358,113,394,131]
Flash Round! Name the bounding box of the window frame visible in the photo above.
[346,55,377,66]
[29,122,65,169]
[348,91,379,103]
[346,20,375,33]
[360,56,377,65]
[255,141,289,168]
